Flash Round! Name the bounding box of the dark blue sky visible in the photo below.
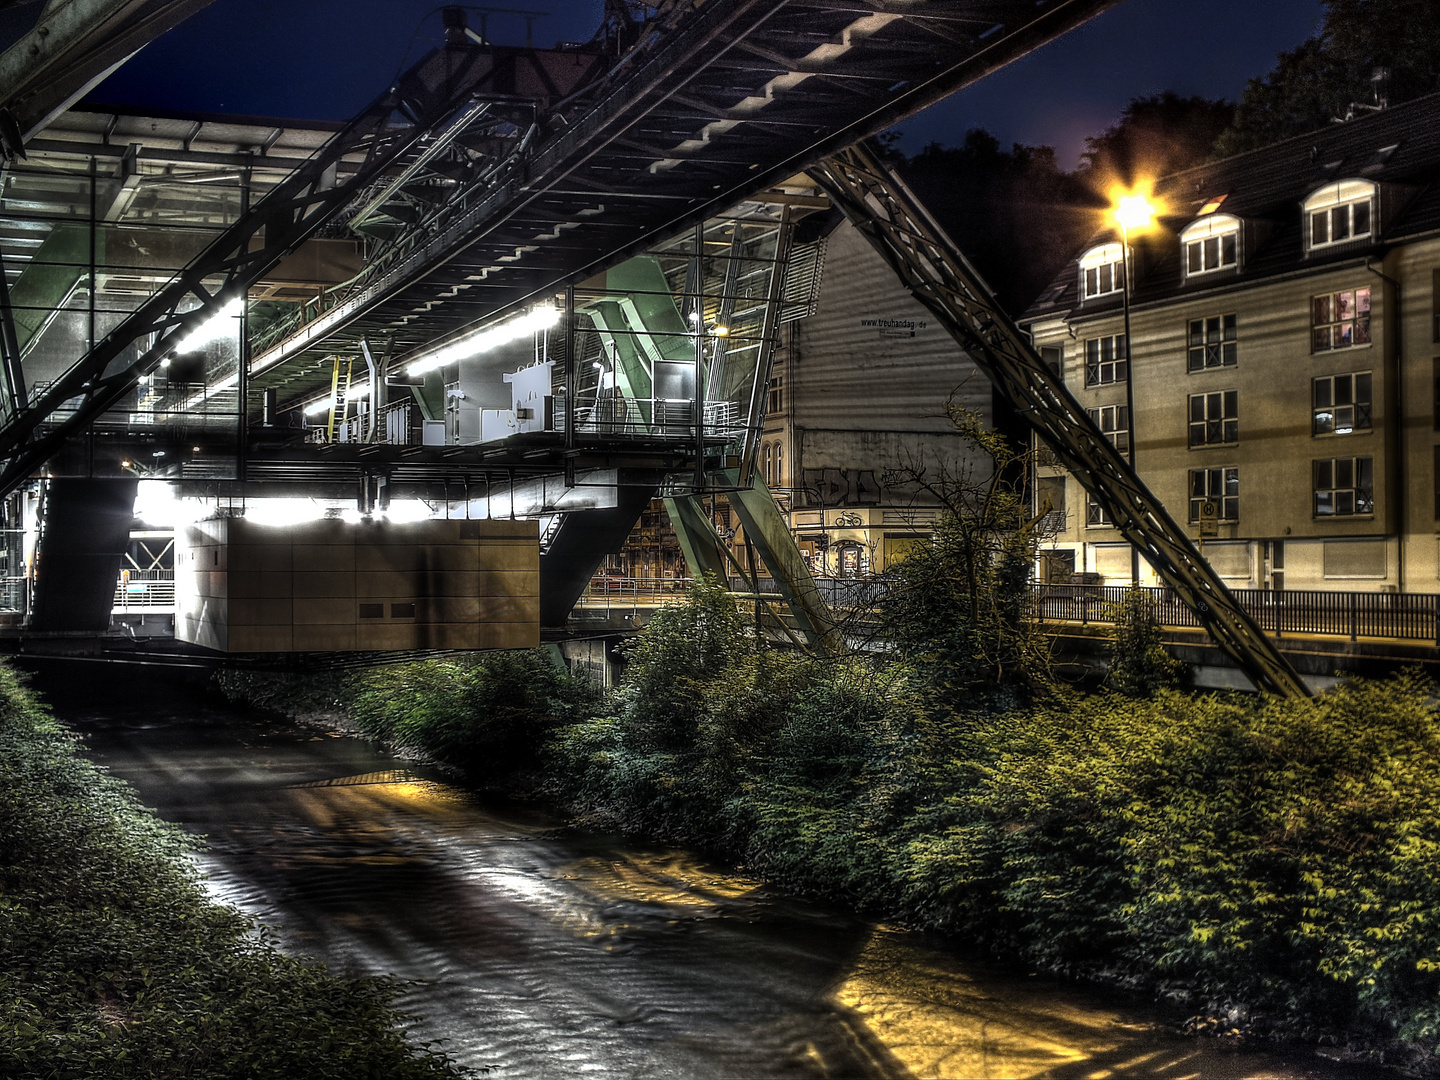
[87,0,1328,169]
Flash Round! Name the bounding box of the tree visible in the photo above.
[1080,92,1235,183]
[1215,0,1440,157]
[877,404,1057,710]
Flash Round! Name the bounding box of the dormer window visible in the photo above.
[1180,214,1240,277]
[1079,243,1124,300]
[1304,179,1376,251]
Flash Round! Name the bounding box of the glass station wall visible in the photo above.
[0,156,248,481]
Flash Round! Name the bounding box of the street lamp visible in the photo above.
[1108,183,1161,582]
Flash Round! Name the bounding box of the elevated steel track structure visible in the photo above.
[0,0,1121,490]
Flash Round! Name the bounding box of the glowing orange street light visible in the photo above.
[1106,182,1162,585]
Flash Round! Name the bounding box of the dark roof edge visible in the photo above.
[1157,89,1440,191]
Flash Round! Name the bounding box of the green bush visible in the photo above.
[1104,584,1188,696]
[0,663,464,1080]
[554,578,813,846]
[349,650,595,782]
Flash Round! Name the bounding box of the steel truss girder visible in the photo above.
[252,0,1121,375]
[807,144,1311,699]
[0,46,501,499]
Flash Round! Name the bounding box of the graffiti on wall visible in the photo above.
[801,468,883,506]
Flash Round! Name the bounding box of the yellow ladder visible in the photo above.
[327,356,353,442]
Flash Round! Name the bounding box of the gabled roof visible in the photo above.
[1021,90,1440,325]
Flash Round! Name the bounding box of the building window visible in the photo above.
[1434,447,1440,519]
[1313,456,1374,516]
[766,376,784,415]
[1086,492,1111,527]
[1189,467,1238,523]
[1040,345,1062,378]
[1312,287,1371,352]
[1088,405,1130,457]
[1312,372,1372,435]
[1180,214,1240,277]
[1036,475,1067,531]
[1188,390,1238,447]
[1084,334,1127,386]
[1304,179,1375,251]
[1187,314,1237,371]
[1079,243,1125,300]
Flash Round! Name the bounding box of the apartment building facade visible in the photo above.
[1021,93,1440,595]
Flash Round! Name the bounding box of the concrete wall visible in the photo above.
[177,516,540,652]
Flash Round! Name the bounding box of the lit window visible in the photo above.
[1313,456,1373,516]
[1312,287,1371,351]
[1312,372,1372,435]
[1189,467,1238,523]
[1088,405,1129,458]
[1180,214,1240,276]
[1188,390,1238,447]
[1084,334,1127,386]
[1187,314,1237,371]
[1304,179,1376,252]
[1079,243,1125,300]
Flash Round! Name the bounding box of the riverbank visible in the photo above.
[0,662,466,1080]
[218,584,1440,1075]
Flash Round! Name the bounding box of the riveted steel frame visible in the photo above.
[808,144,1311,698]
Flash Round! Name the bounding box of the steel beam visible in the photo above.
[249,0,1122,377]
[807,144,1310,698]
[664,494,732,583]
[719,467,843,656]
[0,0,218,144]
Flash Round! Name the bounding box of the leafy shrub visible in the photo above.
[215,667,357,719]
[0,663,463,1080]
[349,649,596,781]
[1104,584,1188,696]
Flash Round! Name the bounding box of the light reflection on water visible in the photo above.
[38,667,1392,1080]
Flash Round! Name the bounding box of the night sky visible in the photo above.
[76,0,1328,169]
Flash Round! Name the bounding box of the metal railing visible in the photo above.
[1031,583,1440,644]
[575,576,1440,646]
[113,569,175,611]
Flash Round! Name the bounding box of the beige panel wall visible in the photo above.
[176,516,540,652]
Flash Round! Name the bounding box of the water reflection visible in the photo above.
[32,664,1390,1080]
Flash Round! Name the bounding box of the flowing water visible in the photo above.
[32,662,1395,1080]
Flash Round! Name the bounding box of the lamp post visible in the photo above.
[1111,190,1158,583]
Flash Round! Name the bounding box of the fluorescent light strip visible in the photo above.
[406,305,560,377]
[173,298,243,355]
[304,382,371,416]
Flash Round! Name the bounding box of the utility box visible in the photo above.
[176,516,539,652]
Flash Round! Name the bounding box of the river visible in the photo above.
[31,661,1395,1080]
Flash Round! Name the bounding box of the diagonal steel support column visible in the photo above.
[718,468,843,657]
[663,494,732,584]
[807,144,1309,699]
